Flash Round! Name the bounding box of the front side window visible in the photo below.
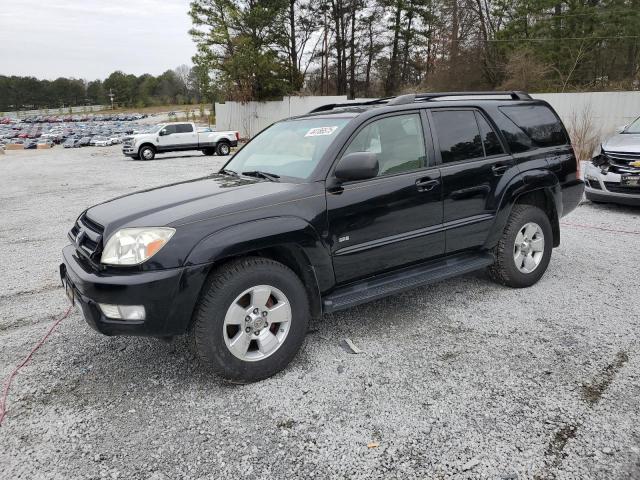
[224,118,350,180]
[162,125,178,135]
[343,113,426,176]
[431,110,483,163]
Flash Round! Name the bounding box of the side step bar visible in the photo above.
[322,252,495,313]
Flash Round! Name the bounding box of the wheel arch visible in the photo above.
[185,216,333,324]
[138,142,156,154]
[485,171,561,249]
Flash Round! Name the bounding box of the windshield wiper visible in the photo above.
[242,170,280,182]
[219,168,239,177]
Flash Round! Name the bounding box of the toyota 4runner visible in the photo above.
[60,91,584,382]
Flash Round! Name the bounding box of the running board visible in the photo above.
[322,252,495,313]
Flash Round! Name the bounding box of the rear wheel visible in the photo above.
[216,141,231,156]
[139,145,155,161]
[488,205,552,288]
[193,257,309,382]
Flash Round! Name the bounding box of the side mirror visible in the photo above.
[615,124,628,133]
[334,152,379,182]
[159,129,168,136]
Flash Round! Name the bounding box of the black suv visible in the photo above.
[60,91,584,382]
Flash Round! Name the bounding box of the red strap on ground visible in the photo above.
[561,221,640,236]
[0,306,72,426]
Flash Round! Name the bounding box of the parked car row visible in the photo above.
[0,113,147,124]
[0,120,139,150]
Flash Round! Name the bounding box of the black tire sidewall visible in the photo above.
[216,142,230,156]
[194,259,309,382]
[499,206,553,287]
[139,146,154,160]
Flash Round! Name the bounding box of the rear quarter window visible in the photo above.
[499,105,568,151]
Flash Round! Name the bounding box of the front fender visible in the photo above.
[185,216,334,291]
[484,169,561,249]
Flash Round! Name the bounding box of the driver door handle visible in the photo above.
[415,178,440,192]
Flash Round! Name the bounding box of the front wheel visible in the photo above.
[488,205,553,288]
[139,145,155,161]
[193,257,309,382]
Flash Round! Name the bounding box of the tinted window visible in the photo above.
[499,105,567,148]
[476,113,504,156]
[163,125,178,135]
[344,114,426,176]
[176,123,193,133]
[432,110,483,163]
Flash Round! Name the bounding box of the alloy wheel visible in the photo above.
[223,285,292,362]
[513,222,545,274]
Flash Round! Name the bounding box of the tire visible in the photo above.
[216,141,231,156]
[193,257,310,382]
[139,145,155,161]
[488,204,553,288]
[203,148,215,156]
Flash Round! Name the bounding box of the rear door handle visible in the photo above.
[415,178,440,192]
[491,164,510,176]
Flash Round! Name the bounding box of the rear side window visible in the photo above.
[476,113,504,156]
[176,123,194,133]
[431,110,483,163]
[499,105,567,149]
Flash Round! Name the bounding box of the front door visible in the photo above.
[326,112,445,284]
[428,108,515,253]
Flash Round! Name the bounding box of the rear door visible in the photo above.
[326,111,445,284]
[174,123,197,149]
[428,108,516,253]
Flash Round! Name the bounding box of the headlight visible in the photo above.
[101,227,175,265]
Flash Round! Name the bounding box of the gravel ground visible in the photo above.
[1,147,639,479]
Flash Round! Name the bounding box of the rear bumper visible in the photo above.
[60,245,210,336]
[560,179,585,217]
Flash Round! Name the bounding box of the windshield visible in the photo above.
[223,118,350,180]
[624,116,640,134]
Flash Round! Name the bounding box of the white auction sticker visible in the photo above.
[305,126,338,137]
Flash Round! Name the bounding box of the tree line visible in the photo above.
[0,65,211,111]
[189,0,640,101]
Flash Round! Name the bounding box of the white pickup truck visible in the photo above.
[122,122,239,160]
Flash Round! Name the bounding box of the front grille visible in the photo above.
[604,150,640,174]
[69,213,104,260]
[604,182,640,194]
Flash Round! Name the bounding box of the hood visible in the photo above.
[85,174,307,235]
[602,133,640,153]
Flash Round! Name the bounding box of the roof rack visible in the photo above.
[308,91,532,113]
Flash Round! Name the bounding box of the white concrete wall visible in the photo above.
[531,92,640,138]
[215,96,373,138]
[216,92,640,139]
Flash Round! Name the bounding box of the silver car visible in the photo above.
[584,116,640,206]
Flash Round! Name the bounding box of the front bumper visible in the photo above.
[584,163,640,206]
[122,144,136,156]
[60,245,210,336]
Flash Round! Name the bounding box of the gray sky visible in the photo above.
[0,0,196,80]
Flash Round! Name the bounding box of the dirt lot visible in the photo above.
[1,146,639,479]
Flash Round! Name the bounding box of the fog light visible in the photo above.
[99,303,145,320]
